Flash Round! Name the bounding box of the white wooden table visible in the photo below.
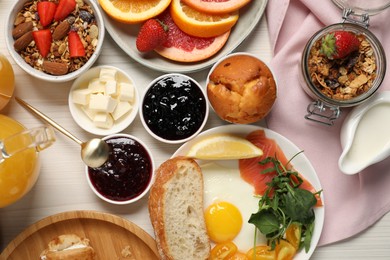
[1,0,390,258]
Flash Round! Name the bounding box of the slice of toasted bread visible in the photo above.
[148,157,210,260]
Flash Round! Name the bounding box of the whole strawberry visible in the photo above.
[320,31,360,59]
[136,19,168,52]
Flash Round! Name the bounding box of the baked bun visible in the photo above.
[148,157,210,260]
[40,234,95,260]
[207,54,277,124]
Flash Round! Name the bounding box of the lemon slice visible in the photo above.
[186,134,263,160]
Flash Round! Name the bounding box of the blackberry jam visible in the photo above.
[142,74,207,141]
[88,135,153,202]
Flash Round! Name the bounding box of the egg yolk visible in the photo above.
[204,201,243,243]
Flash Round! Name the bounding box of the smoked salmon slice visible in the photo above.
[239,130,322,206]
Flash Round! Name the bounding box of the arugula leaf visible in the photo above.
[281,188,317,223]
[249,209,280,236]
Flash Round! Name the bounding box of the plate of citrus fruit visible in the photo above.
[96,0,267,73]
[173,125,324,259]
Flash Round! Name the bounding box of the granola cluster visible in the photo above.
[308,33,376,100]
[12,0,99,76]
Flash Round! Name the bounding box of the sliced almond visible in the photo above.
[42,61,69,75]
[53,21,71,41]
[12,21,33,39]
[13,31,33,52]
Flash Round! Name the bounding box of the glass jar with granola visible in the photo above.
[300,3,387,125]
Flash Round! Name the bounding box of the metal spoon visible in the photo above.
[15,97,109,168]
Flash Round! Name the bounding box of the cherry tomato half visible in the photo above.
[275,240,296,260]
[210,241,238,260]
[246,245,275,260]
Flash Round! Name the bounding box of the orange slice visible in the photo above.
[182,0,252,14]
[170,0,239,38]
[98,0,172,24]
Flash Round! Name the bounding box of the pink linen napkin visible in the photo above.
[265,0,390,245]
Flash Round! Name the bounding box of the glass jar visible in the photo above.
[300,1,388,125]
[0,53,15,111]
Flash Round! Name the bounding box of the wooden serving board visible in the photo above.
[1,210,159,259]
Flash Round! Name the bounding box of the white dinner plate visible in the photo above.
[96,0,268,73]
[173,125,325,260]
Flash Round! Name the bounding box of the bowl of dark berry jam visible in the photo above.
[140,73,209,144]
[86,134,154,205]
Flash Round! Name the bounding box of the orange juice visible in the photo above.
[0,115,39,208]
[0,54,15,111]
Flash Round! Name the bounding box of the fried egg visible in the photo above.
[201,162,266,252]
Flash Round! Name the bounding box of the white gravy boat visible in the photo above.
[339,91,390,175]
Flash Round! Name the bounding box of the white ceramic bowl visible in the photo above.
[85,133,155,205]
[140,73,209,144]
[5,0,105,82]
[69,65,139,136]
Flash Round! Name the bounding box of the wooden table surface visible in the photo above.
[1,0,390,259]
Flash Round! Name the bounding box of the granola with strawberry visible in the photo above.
[308,30,376,100]
[12,0,99,76]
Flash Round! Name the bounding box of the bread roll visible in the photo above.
[40,234,95,260]
[148,157,210,260]
[207,54,277,124]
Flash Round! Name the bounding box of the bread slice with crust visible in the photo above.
[148,157,210,260]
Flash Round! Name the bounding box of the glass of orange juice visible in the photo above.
[0,53,15,111]
[0,115,55,208]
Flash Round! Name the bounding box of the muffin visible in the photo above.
[207,54,277,124]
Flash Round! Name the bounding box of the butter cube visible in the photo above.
[118,82,134,102]
[93,113,114,129]
[99,68,117,82]
[89,93,118,113]
[80,105,97,121]
[105,80,118,96]
[112,101,132,120]
[88,78,105,93]
[72,88,91,105]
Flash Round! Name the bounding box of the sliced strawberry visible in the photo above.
[68,31,86,57]
[54,0,76,21]
[37,1,57,27]
[32,29,52,57]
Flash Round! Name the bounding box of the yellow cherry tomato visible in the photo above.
[210,241,238,260]
[246,245,275,260]
[275,240,296,260]
[285,222,302,250]
[228,251,249,260]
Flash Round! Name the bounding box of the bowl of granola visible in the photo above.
[5,0,105,82]
[300,22,386,125]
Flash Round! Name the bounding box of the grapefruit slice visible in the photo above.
[155,11,230,62]
[182,0,252,14]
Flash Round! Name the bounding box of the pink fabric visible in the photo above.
[265,0,390,245]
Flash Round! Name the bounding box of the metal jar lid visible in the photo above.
[332,0,390,16]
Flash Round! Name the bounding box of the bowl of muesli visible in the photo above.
[300,22,386,125]
[5,0,105,82]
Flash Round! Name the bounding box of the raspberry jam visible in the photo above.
[87,135,152,202]
[142,74,207,141]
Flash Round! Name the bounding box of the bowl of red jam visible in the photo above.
[86,134,154,205]
[140,73,209,144]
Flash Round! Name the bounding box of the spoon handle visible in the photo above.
[15,97,83,146]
